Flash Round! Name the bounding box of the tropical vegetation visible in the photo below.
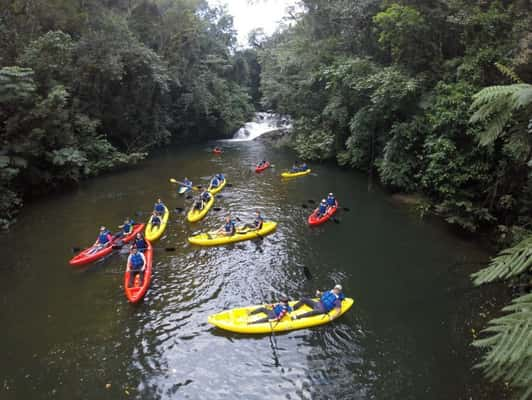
[0,0,257,228]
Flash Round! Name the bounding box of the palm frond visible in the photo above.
[495,63,524,84]
[469,83,532,146]
[472,293,532,398]
[472,236,532,286]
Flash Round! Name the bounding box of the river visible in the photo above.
[0,135,507,399]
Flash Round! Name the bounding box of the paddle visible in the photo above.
[169,178,202,191]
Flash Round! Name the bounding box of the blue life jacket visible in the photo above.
[184,179,192,186]
[300,164,308,170]
[211,178,219,187]
[202,192,211,201]
[326,196,336,206]
[135,238,147,250]
[254,216,264,228]
[319,204,327,214]
[273,303,292,317]
[320,290,344,312]
[224,221,235,233]
[123,222,133,234]
[98,231,110,244]
[152,215,161,224]
[217,174,224,180]
[130,253,144,270]
[155,203,165,213]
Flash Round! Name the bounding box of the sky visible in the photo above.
[209,0,299,46]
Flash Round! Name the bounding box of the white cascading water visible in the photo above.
[223,112,291,142]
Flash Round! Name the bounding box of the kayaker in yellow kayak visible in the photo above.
[209,173,225,188]
[291,284,345,320]
[290,160,308,173]
[216,214,236,236]
[242,211,264,230]
[149,211,161,227]
[248,295,292,324]
[192,190,212,211]
[154,198,166,215]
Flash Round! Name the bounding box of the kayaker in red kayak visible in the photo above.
[242,211,264,230]
[317,199,328,217]
[115,217,135,239]
[126,245,146,287]
[248,295,292,324]
[93,226,112,251]
[216,214,236,236]
[291,284,345,320]
[326,193,336,210]
[134,232,148,253]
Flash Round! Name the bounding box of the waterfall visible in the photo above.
[224,112,291,142]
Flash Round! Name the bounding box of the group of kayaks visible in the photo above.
[69,148,351,333]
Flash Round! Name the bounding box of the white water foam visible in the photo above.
[222,112,291,142]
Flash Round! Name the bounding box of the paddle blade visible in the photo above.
[303,266,312,280]
[343,207,350,212]
[302,204,308,209]
[308,199,316,204]
[165,247,176,251]
[72,247,81,253]
[333,218,340,224]
[213,207,222,211]
[226,183,233,187]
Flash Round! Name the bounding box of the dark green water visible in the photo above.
[0,141,505,399]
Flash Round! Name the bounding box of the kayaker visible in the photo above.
[217,214,235,236]
[291,284,345,320]
[210,175,220,189]
[317,199,328,217]
[300,161,308,171]
[326,193,336,208]
[243,210,264,231]
[134,233,148,252]
[154,198,166,215]
[290,160,300,172]
[248,295,292,324]
[126,246,146,287]
[216,173,225,181]
[183,177,192,187]
[150,211,161,227]
[115,217,135,238]
[193,190,211,210]
[94,226,112,249]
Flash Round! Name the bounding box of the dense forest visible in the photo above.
[254,0,531,397]
[0,0,260,228]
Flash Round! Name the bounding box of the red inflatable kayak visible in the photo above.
[69,224,145,266]
[308,201,339,226]
[124,240,153,303]
[213,148,222,154]
[255,161,271,173]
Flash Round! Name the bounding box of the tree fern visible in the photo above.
[469,83,532,146]
[472,293,532,400]
[472,236,532,285]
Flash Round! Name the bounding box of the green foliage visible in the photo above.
[472,236,532,285]
[472,292,532,399]
[0,0,257,228]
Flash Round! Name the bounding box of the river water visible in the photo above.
[0,138,506,399]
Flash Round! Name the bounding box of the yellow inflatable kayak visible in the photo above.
[145,205,169,241]
[281,169,311,178]
[208,297,354,334]
[188,221,277,246]
[208,178,226,195]
[187,194,215,223]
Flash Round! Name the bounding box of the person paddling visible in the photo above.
[217,214,235,236]
[115,217,135,238]
[243,210,264,231]
[150,211,161,227]
[154,198,166,215]
[291,284,345,320]
[326,193,336,209]
[290,160,300,172]
[126,246,146,287]
[248,295,292,324]
[210,175,220,189]
[134,233,148,252]
[317,199,328,217]
[94,226,112,250]
[180,177,193,193]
